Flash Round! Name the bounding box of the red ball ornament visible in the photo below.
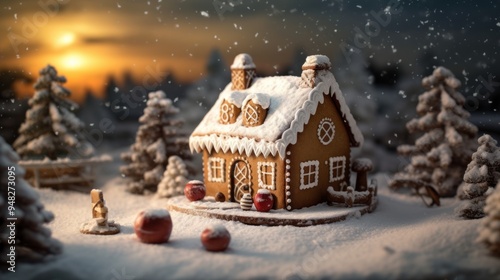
[201,224,231,252]
[254,189,274,212]
[184,180,206,201]
[134,208,173,244]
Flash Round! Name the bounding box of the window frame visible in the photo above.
[329,156,346,182]
[300,160,319,190]
[207,157,225,183]
[257,162,276,190]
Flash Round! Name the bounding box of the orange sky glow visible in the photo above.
[1,1,498,103]
[1,2,307,102]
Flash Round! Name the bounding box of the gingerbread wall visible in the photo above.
[202,149,287,209]
[286,92,352,210]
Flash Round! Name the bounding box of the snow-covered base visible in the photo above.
[8,174,500,279]
[80,219,120,235]
[167,196,376,227]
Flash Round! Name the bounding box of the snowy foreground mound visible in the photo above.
[5,174,500,279]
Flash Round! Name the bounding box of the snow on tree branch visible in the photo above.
[390,67,478,198]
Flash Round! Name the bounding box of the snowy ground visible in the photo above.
[5,157,500,279]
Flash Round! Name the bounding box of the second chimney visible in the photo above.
[231,53,256,90]
[300,55,331,88]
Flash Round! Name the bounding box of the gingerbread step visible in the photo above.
[167,196,377,227]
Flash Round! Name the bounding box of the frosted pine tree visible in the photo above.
[13,65,94,160]
[477,182,500,256]
[157,156,189,198]
[456,134,500,219]
[390,67,478,197]
[0,136,62,263]
[121,91,192,194]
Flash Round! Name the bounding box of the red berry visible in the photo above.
[201,224,231,252]
[184,180,206,201]
[134,209,173,244]
[254,189,274,212]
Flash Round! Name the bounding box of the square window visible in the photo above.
[329,156,346,182]
[300,160,319,190]
[258,162,275,190]
[208,157,225,182]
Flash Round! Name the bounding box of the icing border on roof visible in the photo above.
[189,73,364,159]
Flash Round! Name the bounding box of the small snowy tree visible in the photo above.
[477,182,500,256]
[0,136,62,263]
[121,91,192,194]
[157,156,188,198]
[456,134,500,219]
[390,67,478,197]
[13,65,94,160]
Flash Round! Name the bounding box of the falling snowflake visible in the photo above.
[201,11,209,17]
[384,6,391,15]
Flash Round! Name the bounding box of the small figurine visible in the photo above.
[240,193,253,211]
[80,189,120,235]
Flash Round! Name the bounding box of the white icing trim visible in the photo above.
[224,91,246,108]
[317,118,335,145]
[190,135,279,158]
[329,156,346,182]
[257,162,276,190]
[299,160,319,190]
[207,157,225,183]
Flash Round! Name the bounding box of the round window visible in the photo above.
[317,118,335,145]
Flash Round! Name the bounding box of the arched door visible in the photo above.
[231,160,251,202]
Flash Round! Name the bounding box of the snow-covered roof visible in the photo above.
[230,53,256,69]
[223,91,246,108]
[302,54,331,69]
[190,68,363,159]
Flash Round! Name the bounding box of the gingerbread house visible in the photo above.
[189,53,363,210]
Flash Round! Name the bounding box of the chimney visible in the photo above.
[300,55,331,88]
[231,53,256,90]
